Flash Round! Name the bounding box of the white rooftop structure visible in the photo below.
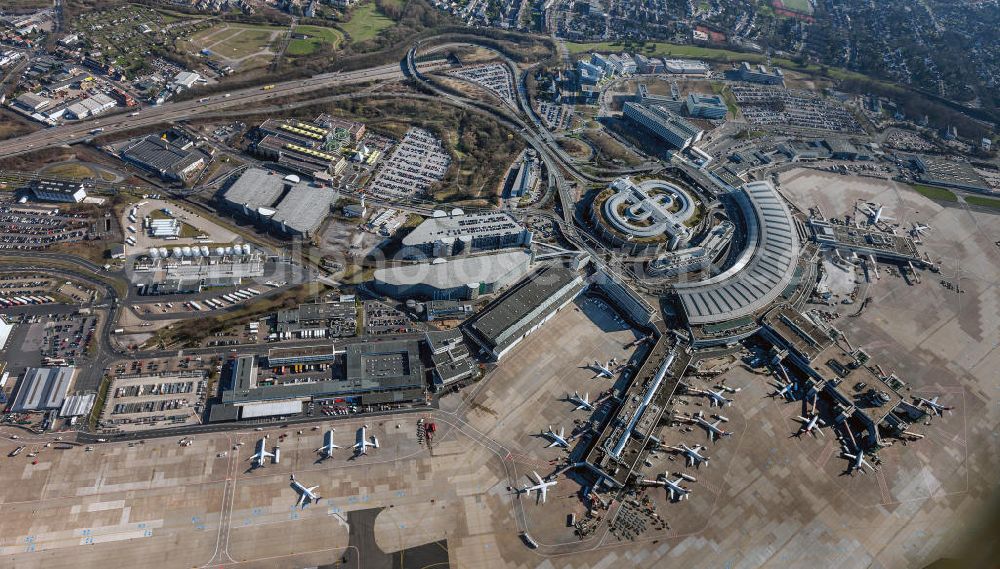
[11,367,76,412]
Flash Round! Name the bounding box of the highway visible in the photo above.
[0,63,408,157]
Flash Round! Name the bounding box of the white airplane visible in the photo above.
[669,443,710,468]
[249,438,274,468]
[689,385,739,407]
[859,202,894,225]
[770,379,796,400]
[316,430,339,459]
[915,396,953,417]
[910,222,931,237]
[588,360,614,378]
[794,414,826,437]
[692,413,732,442]
[542,425,570,448]
[658,471,696,502]
[568,392,593,411]
[521,471,557,503]
[353,426,379,455]
[841,446,874,475]
[290,474,321,507]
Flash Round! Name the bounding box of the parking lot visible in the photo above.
[0,200,96,250]
[364,128,451,201]
[99,370,208,431]
[731,84,862,133]
[33,313,96,366]
[362,301,416,335]
[448,63,515,107]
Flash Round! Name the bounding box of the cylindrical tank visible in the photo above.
[242,243,252,255]
[182,246,192,257]
[225,246,234,255]
[149,248,160,259]
[158,247,168,257]
[201,246,210,256]
[173,248,183,258]
[215,247,225,256]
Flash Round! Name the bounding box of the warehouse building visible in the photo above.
[65,93,116,120]
[119,134,206,180]
[372,249,533,301]
[623,102,704,150]
[221,168,336,238]
[426,329,477,391]
[131,245,265,295]
[10,367,76,412]
[463,265,585,360]
[401,210,531,258]
[28,179,87,203]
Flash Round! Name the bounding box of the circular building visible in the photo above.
[589,177,699,256]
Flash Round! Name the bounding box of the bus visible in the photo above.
[189,301,203,311]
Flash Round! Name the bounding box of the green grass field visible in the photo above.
[908,183,958,202]
[965,195,1000,210]
[287,24,344,56]
[341,2,395,44]
[184,24,282,60]
[777,0,814,15]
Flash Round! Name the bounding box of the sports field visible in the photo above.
[775,0,814,15]
[179,23,284,69]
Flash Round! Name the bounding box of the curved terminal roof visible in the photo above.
[674,180,799,325]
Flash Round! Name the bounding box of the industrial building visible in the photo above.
[401,210,531,258]
[119,134,206,180]
[210,339,425,421]
[463,265,585,360]
[65,93,115,120]
[131,244,265,295]
[685,92,728,119]
[372,249,534,301]
[252,117,353,177]
[623,102,704,150]
[10,367,76,412]
[507,150,539,198]
[59,393,95,418]
[426,329,476,391]
[28,179,87,203]
[272,300,358,340]
[221,168,336,238]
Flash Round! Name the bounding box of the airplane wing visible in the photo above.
[297,493,306,507]
[531,471,543,485]
[539,485,548,503]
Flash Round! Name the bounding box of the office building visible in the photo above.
[736,62,784,85]
[373,249,533,300]
[685,92,728,119]
[623,102,704,150]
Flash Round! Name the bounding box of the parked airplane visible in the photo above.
[770,379,796,400]
[588,360,614,378]
[542,425,570,448]
[859,202,894,225]
[691,412,732,442]
[668,443,710,468]
[290,474,321,507]
[910,222,931,237]
[915,396,953,417]
[794,413,826,437]
[687,384,739,407]
[521,471,557,503]
[316,430,339,459]
[353,426,379,455]
[250,438,274,468]
[657,471,696,502]
[841,446,874,475]
[568,392,593,411]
